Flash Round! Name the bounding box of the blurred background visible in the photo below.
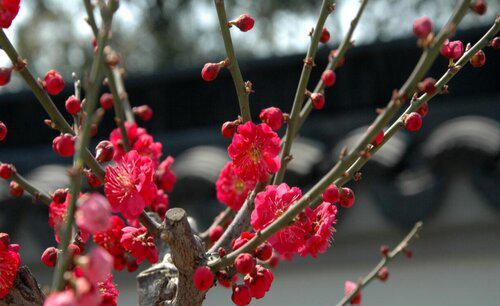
[0,0,499,305]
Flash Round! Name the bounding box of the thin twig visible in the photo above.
[213,0,251,122]
[84,0,130,150]
[298,0,369,129]
[51,0,119,291]
[83,0,161,236]
[208,182,264,253]
[0,164,52,205]
[199,207,235,244]
[335,16,500,188]
[335,221,423,306]
[208,0,472,270]
[273,0,334,185]
[0,30,105,180]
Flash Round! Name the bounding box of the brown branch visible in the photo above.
[273,0,334,185]
[208,182,264,253]
[208,0,472,271]
[160,208,207,306]
[199,207,235,244]
[213,0,251,122]
[0,266,45,306]
[0,165,52,205]
[335,16,500,189]
[298,0,369,129]
[51,0,119,292]
[0,31,105,181]
[335,221,423,306]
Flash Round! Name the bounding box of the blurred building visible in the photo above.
[0,26,498,305]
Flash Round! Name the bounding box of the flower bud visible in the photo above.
[319,27,330,43]
[492,37,500,50]
[0,121,7,141]
[0,163,13,179]
[254,242,273,261]
[41,247,58,267]
[0,67,12,86]
[380,245,390,257]
[235,253,256,275]
[221,121,236,138]
[85,170,102,188]
[311,92,325,110]
[259,107,283,130]
[330,49,345,68]
[404,112,422,132]
[470,50,486,67]
[52,188,69,204]
[99,93,114,110]
[193,266,214,291]
[472,0,487,15]
[65,95,81,115]
[95,140,114,163]
[230,14,255,32]
[201,63,221,82]
[321,69,336,87]
[9,181,23,197]
[52,134,75,157]
[377,267,389,281]
[339,187,355,208]
[413,17,433,39]
[232,284,252,306]
[417,77,436,95]
[416,102,429,117]
[322,184,340,203]
[44,70,65,95]
[440,40,464,60]
[209,225,223,243]
[133,105,153,121]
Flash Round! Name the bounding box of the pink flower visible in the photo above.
[49,193,90,243]
[440,40,464,60]
[44,290,77,306]
[0,0,20,29]
[251,184,306,254]
[228,122,281,182]
[98,274,119,306]
[299,202,337,258]
[150,189,169,219]
[79,247,113,285]
[132,134,163,167]
[109,122,147,161]
[104,150,158,219]
[93,216,125,257]
[155,156,176,192]
[120,226,158,264]
[76,193,111,234]
[216,162,256,211]
[232,232,256,251]
[243,265,273,299]
[0,233,20,298]
[344,280,362,305]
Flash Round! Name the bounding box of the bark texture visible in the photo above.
[0,266,44,306]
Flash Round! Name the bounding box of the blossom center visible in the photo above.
[249,145,261,163]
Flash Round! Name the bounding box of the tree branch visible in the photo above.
[335,221,423,306]
[208,0,472,271]
[199,207,235,245]
[335,16,500,188]
[51,0,119,291]
[213,0,252,122]
[273,0,334,185]
[298,0,369,129]
[208,182,264,253]
[0,30,105,181]
[160,208,207,306]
